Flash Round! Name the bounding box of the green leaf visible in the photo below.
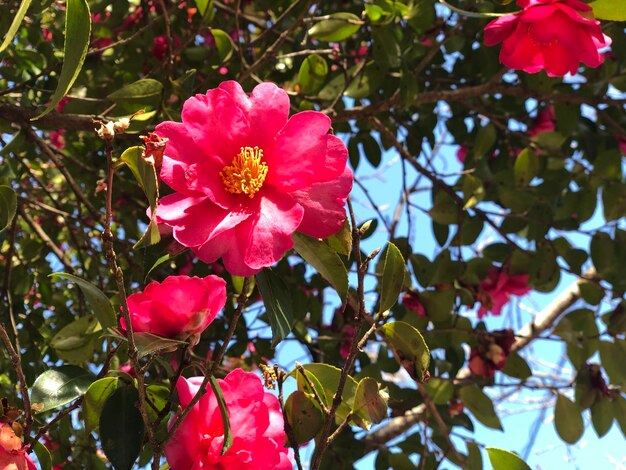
[49,273,117,330]
[110,329,187,358]
[377,242,405,314]
[292,232,349,306]
[119,146,160,248]
[209,375,233,455]
[100,385,145,470]
[297,54,329,94]
[284,390,323,444]
[578,281,604,306]
[50,316,101,364]
[423,378,453,405]
[514,148,539,188]
[590,397,613,437]
[324,217,352,256]
[419,289,454,322]
[32,0,91,120]
[256,269,294,347]
[590,0,626,21]
[613,394,626,437]
[379,321,430,382]
[462,174,485,209]
[205,29,234,66]
[108,79,163,102]
[32,439,52,470]
[0,185,17,232]
[459,386,503,430]
[501,351,532,380]
[473,124,496,158]
[599,341,626,386]
[554,393,584,444]
[467,442,483,470]
[308,12,362,42]
[83,377,119,432]
[31,365,95,413]
[0,0,32,53]
[195,0,210,16]
[486,448,531,470]
[352,377,388,426]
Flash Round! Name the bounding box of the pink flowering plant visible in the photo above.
[2,1,625,470]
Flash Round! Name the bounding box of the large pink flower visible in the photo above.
[154,81,353,276]
[484,0,611,77]
[0,423,36,470]
[477,268,531,318]
[122,275,226,339]
[165,368,292,469]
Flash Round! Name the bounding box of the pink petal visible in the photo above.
[484,14,520,47]
[265,112,348,192]
[291,166,353,238]
[249,82,291,150]
[155,193,208,226]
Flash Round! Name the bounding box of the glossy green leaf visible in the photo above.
[297,54,329,94]
[423,378,453,405]
[49,273,117,330]
[50,316,101,364]
[514,148,539,188]
[83,377,119,432]
[459,386,503,430]
[379,321,430,382]
[590,0,626,21]
[31,365,95,413]
[0,185,17,232]
[107,79,163,102]
[308,12,362,42]
[292,232,348,306]
[324,217,352,256]
[344,61,386,99]
[32,439,52,470]
[256,268,294,347]
[0,0,32,53]
[209,375,233,455]
[554,393,583,444]
[100,385,145,470]
[486,447,531,470]
[206,29,234,66]
[195,0,211,16]
[377,242,405,314]
[352,377,388,426]
[285,390,323,444]
[32,0,91,120]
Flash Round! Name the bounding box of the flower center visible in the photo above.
[220,146,268,198]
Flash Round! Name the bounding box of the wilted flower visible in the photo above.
[0,423,36,470]
[468,329,516,379]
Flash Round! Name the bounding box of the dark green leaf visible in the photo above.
[108,79,163,102]
[100,385,145,470]
[0,0,32,52]
[324,217,352,256]
[467,442,482,470]
[590,397,613,437]
[486,447,531,470]
[285,390,324,444]
[352,377,388,426]
[459,386,503,430]
[49,273,117,330]
[423,378,453,405]
[473,124,496,158]
[514,148,539,188]
[292,232,349,306]
[379,321,430,382]
[297,54,328,94]
[419,289,454,322]
[50,316,101,364]
[32,0,91,120]
[32,439,52,470]
[378,242,405,314]
[0,185,17,232]
[554,393,583,444]
[613,394,626,437]
[83,377,119,432]
[256,269,294,347]
[31,365,95,413]
[308,12,362,42]
[501,351,532,380]
[209,375,233,455]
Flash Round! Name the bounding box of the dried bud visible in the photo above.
[140,132,168,173]
[259,363,278,390]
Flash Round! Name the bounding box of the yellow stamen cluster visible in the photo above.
[220,146,268,198]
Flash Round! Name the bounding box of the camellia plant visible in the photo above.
[0,0,625,469]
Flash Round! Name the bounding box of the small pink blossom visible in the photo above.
[339,324,355,359]
[401,292,426,317]
[154,81,353,275]
[152,35,181,61]
[50,130,66,150]
[165,369,292,469]
[456,145,468,163]
[469,329,516,379]
[122,275,226,339]
[484,0,612,77]
[0,423,36,470]
[477,268,531,318]
[528,105,556,137]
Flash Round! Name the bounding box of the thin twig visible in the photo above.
[0,324,32,434]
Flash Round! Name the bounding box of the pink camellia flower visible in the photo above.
[153,81,353,275]
[528,105,556,137]
[484,0,612,77]
[0,423,36,470]
[477,267,531,318]
[455,145,468,164]
[401,292,426,317]
[617,136,626,155]
[165,368,292,469]
[121,275,226,339]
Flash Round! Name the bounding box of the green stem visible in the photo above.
[438,0,510,18]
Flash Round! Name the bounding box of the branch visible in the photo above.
[0,323,32,434]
